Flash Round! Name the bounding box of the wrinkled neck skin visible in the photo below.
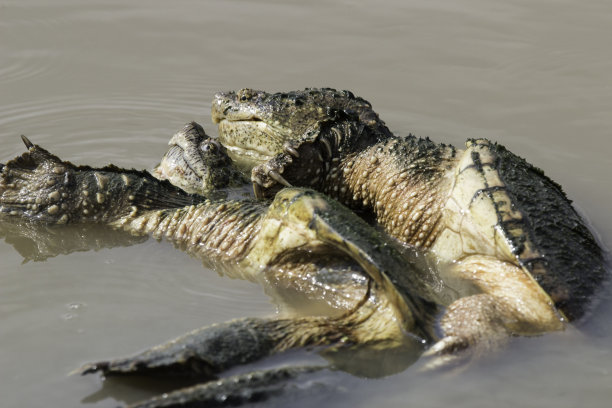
[112,199,267,281]
[310,128,460,249]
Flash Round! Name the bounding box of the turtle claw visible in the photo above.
[268,170,292,187]
[283,142,300,158]
[21,135,34,149]
[251,155,294,199]
[320,137,333,160]
[420,336,472,371]
[423,335,468,357]
[253,181,264,200]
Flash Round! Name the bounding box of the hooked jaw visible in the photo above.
[211,90,266,124]
[211,91,235,124]
[211,90,289,171]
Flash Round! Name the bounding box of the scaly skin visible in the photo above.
[212,88,393,192]
[212,88,608,365]
[152,121,248,196]
[0,137,437,406]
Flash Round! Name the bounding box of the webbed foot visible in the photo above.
[76,314,358,380]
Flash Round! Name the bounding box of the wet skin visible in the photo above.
[0,131,436,407]
[212,88,607,365]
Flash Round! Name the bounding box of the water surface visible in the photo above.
[1,1,611,407]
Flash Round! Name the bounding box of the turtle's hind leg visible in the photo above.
[422,255,566,370]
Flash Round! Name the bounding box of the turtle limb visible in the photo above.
[257,188,438,343]
[421,293,510,370]
[77,275,423,382]
[0,138,201,225]
[249,124,344,200]
[249,120,380,200]
[126,366,331,408]
[78,315,359,380]
[422,255,566,370]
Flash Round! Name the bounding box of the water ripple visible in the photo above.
[0,92,216,168]
[0,59,52,83]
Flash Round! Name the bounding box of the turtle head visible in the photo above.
[153,122,247,195]
[212,88,387,169]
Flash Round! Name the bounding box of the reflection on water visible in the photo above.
[1,0,611,407]
[0,219,147,262]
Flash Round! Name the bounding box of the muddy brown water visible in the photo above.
[1,1,611,407]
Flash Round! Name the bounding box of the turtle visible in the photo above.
[0,126,437,407]
[152,121,248,195]
[211,88,608,364]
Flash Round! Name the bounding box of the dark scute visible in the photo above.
[493,142,607,321]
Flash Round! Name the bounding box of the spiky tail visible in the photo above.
[0,138,264,272]
[0,137,202,224]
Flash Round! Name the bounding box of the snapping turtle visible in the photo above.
[152,122,248,195]
[0,127,436,407]
[212,88,607,362]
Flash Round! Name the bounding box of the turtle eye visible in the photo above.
[237,89,252,102]
[202,140,221,153]
[201,142,215,153]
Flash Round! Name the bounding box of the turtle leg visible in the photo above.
[77,314,360,380]
[78,271,421,381]
[0,137,200,225]
[125,366,332,408]
[260,188,438,343]
[422,255,566,369]
[422,293,510,370]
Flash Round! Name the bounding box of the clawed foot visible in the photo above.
[420,335,473,371]
[251,149,295,200]
[0,136,76,223]
[251,135,334,200]
[74,354,218,379]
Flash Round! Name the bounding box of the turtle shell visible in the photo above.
[461,139,607,321]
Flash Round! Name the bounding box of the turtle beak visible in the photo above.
[211,91,262,123]
[211,91,232,124]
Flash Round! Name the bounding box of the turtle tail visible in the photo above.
[0,137,202,224]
